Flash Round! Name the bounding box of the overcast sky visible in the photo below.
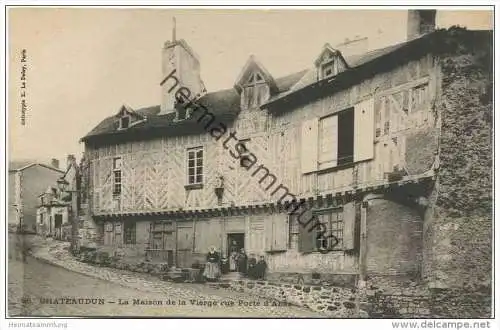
[7,8,493,167]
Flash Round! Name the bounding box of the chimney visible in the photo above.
[407,9,437,41]
[51,158,59,169]
[335,35,370,59]
[159,18,204,116]
[67,154,76,169]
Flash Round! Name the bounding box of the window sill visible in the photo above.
[302,249,345,254]
[316,161,355,174]
[184,183,203,191]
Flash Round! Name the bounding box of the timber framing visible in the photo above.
[93,172,435,221]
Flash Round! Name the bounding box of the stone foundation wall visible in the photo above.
[430,289,491,319]
[215,279,359,317]
[359,275,431,318]
[265,271,357,287]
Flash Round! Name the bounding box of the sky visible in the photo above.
[7,8,493,167]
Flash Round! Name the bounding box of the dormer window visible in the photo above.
[120,116,130,129]
[315,44,348,81]
[243,72,267,109]
[115,105,146,131]
[234,56,277,110]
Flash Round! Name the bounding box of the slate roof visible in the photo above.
[82,38,417,144]
[82,69,308,144]
[264,40,412,106]
[83,29,489,143]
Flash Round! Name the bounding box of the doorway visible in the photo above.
[54,214,63,240]
[227,233,245,272]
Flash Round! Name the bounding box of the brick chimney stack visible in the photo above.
[51,158,59,169]
[407,9,437,41]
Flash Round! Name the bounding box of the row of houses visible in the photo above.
[8,156,81,243]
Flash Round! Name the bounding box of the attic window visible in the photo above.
[247,72,264,84]
[243,72,268,109]
[119,116,130,129]
[321,60,336,79]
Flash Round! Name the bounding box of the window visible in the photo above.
[243,72,267,109]
[123,222,136,244]
[105,222,113,232]
[113,157,122,196]
[120,116,130,129]
[40,213,44,225]
[317,108,354,169]
[187,147,203,185]
[301,100,374,174]
[321,61,336,79]
[410,83,430,113]
[337,108,355,166]
[313,208,343,251]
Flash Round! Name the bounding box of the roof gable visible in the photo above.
[234,55,278,94]
[116,104,146,120]
[9,162,64,174]
[314,43,349,69]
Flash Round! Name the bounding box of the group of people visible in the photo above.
[202,244,268,282]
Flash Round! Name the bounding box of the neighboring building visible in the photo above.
[36,186,69,239]
[80,10,492,316]
[8,159,64,233]
[36,155,81,241]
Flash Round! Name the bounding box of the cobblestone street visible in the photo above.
[8,238,322,317]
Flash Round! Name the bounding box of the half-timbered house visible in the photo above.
[80,9,492,298]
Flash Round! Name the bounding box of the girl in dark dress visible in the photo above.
[247,254,257,279]
[255,255,268,280]
[203,246,221,281]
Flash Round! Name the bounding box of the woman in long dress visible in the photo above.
[203,246,221,281]
[237,248,248,277]
[229,240,238,271]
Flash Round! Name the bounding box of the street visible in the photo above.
[8,255,322,317]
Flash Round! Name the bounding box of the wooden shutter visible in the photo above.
[318,115,338,169]
[249,217,265,254]
[301,118,319,173]
[354,98,375,162]
[297,207,315,253]
[342,202,356,250]
[272,214,288,251]
[264,215,274,252]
